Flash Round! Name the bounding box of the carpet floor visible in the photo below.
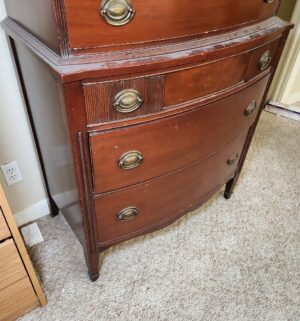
[19,111,300,321]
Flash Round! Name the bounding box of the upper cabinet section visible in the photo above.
[5,0,61,53]
[5,0,280,56]
[65,0,279,52]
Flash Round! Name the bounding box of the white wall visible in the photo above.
[0,1,49,226]
[269,0,300,109]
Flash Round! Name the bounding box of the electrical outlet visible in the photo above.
[1,161,23,186]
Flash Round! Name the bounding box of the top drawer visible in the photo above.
[64,0,279,51]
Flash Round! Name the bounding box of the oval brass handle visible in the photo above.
[244,100,257,117]
[264,0,274,3]
[100,0,135,26]
[257,50,272,71]
[117,207,139,222]
[227,153,239,166]
[113,89,143,113]
[118,151,143,170]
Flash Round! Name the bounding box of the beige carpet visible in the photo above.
[19,111,300,321]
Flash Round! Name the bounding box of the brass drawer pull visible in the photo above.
[118,151,143,169]
[100,0,135,26]
[264,0,274,3]
[113,89,143,113]
[117,207,139,222]
[244,100,257,117]
[258,50,272,71]
[227,153,239,166]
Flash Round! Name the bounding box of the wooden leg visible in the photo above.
[224,177,235,199]
[49,196,59,217]
[85,252,100,282]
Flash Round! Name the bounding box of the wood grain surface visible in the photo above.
[64,0,279,51]
[0,209,10,242]
[90,75,269,194]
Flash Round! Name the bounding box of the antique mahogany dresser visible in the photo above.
[3,0,292,281]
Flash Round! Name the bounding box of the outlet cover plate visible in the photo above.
[1,161,23,186]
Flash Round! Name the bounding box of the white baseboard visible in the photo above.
[14,199,50,227]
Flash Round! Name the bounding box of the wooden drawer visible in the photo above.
[0,209,10,241]
[84,53,248,125]
[64,0,279,51]
[90,75,269,194]
[84,75,164,124]
[164,38,279,107]
[0,277,39,321]
[84,39,279,125]
[0,239,28,291]
[95,130,248,244]
[164,53,249,107]
[245,38,281,81]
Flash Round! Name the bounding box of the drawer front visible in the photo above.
[90,75,269,193]
[164,38,279,107]
[0,209,10,241]
[0,277,39,321]
[95,130,248,244]
[84,39,279,125]
[84,75,164,124]
[245,39,280,81]
[64,0,279,51]
[164,53,249,107]
[0,239,28,291]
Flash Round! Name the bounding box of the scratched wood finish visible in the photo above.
[64,0,280,52]
[90,75,269,194]
[164,53,249,107]
[3,0,292,281]
[95,131,248,244]
[84,75,165,124]
[245,38,281,81]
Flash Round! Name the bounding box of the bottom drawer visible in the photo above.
[95,130,249,245]
[0,278,39,321]
[0,239,39,321]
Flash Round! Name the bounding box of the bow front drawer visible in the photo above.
[94,130,248,245]
[89,75,269,194]
[64,0,279,52]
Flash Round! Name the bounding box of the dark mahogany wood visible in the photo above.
[224,29,291,200]
[245,38,281,81]
[95,130,248,245]
[83,75,165,124]
[90,75,269,193]
[5,0,60,53]
[2,16,291,83]
[64,0,280,52]
[164,53,249,107]
[2,0,293,281]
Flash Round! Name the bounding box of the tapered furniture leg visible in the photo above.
[86,253,100,282]
[224,178,235,199]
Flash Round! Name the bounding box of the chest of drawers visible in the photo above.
[3,0,293,281]
[0,185,46,320]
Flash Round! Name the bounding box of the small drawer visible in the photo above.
[0,209,10,241]
[83,75,164,124]
[164,53,249,107]
[90,75,269,194]
[94,130,248,244]
[245,39,280,81]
